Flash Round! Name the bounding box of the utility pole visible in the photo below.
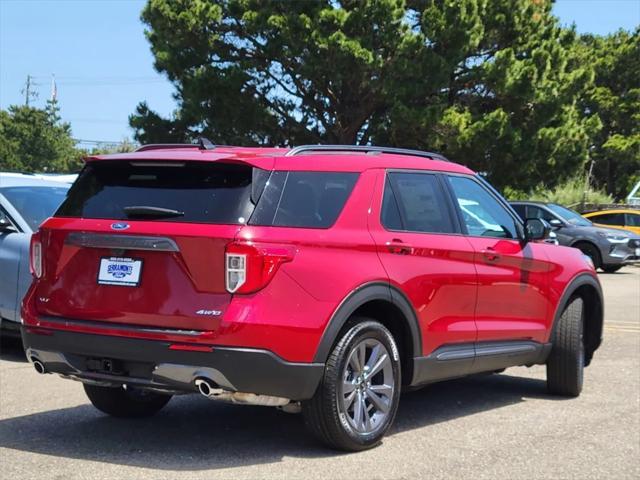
[582,147,596,211]
[21,74,38,106]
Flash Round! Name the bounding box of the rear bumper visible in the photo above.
[21,327,324,401]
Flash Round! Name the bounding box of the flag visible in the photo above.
[50,74,57,102]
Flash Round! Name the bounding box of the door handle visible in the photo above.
[386,239,414,255]
[481,248,500,261]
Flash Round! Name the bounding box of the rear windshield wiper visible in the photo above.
[123,206,185,218]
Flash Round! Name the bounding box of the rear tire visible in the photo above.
[546,297,585,397]
[602,265,622,273]
[83,384,172,418]
[303,318,401,451]
[575,242,602,270]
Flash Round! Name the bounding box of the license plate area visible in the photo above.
[98,257,142,287]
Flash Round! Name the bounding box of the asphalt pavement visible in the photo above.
[1,267,638,479]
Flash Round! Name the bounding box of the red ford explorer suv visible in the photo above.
[22,143,603,451]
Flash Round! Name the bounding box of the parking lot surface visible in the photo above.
[1,267,638,480]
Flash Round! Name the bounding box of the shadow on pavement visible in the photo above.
[0,335,26,364]
[393,373,558,434]
[0,371,561,470]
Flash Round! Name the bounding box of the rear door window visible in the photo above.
[56,161,260,224]
[526,206,557,223]
[593,213,625,225]
[382,172,455,234]
[250,171,358,228]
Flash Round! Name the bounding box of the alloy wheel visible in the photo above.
[339,338,395,435]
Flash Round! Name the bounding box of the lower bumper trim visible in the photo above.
[22,327,324,401]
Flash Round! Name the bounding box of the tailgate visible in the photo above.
[33,159,269,331]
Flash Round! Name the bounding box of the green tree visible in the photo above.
[86,138,138,155]
[579,29,640,200]
[0,101,82,173]
[505,173,613,208]
[131,0,598,191]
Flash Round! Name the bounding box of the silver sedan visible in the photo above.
[0,173,72,336]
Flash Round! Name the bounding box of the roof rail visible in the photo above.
[285,144,449,162]
[135,144,196,152]
[135,137,216,152]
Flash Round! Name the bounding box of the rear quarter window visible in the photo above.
[250,171,358,228]
[591,212,625,225]
[626,213,640,227]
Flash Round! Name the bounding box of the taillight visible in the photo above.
[225,242,295,294]
[30,232,43,278]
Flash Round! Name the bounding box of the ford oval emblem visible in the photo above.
[111,222,130,230]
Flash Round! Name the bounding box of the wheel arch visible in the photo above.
[570,240,603,268]
[551,273,604,366]
[569,239,600,253]
[312,282,421,385]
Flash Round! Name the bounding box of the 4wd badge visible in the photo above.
[196,309,222,316]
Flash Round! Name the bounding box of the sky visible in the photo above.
[1,0,639,147]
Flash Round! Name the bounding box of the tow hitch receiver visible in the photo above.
[86,358,122,374]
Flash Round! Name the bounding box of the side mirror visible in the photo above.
[525,218,551,241]
[548,218,563,229]
[0,212,16,233]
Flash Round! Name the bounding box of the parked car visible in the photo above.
[583,208,640,235]
[0,173,70,336]
[22,144,603,451]
[511,201,640,273]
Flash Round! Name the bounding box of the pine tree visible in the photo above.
[130,0,600,191]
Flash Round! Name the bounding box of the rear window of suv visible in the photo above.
[57,161,261,224]
[57,161,358,228]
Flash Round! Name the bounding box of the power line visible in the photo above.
[73,138,133,146]
[67,118,128,124]
[30,75,168,87]
[32,75,164,81]
[57,80,167,87]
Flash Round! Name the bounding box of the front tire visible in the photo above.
[576,242,602,270]
[84,384,172,418]
[303,319,401,451]
[602,265,622,273]
[546,297,585,397]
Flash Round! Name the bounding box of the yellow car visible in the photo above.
[583,209,640,235]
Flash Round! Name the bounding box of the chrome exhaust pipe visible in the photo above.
[31,358,45,374]
[194,377,290,407]
[195,377,215,397]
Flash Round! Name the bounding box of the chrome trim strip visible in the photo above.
[65,232,179,252]
[39,315,202,336]
[433,341,540,361]
[435,348,474,361]
[475,342,538,357]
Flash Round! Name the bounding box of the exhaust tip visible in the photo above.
[195,378,213,397]
[31,358,45,374]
